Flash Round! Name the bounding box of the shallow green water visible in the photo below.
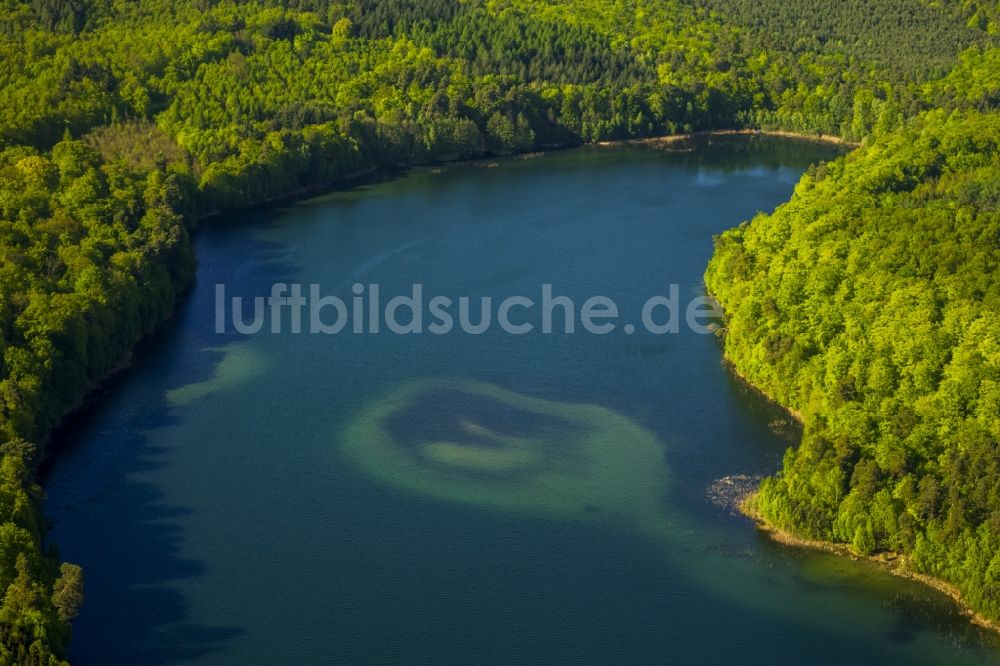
[46,137,1000,665]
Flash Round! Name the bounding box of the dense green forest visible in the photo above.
[0,0,997,661]
[693,0,988,73]
[706,107,1000,623]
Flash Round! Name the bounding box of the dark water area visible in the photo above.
[45,137,1000,665]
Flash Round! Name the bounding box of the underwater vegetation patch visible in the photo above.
[340,378,670,524]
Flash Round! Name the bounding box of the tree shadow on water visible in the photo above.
[42,209,308,665]
[46,426,242,665]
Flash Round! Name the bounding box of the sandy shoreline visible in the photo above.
[740,493,1000,635]
[596,128,861,149]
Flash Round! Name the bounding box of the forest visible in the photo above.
[706,107,1000,624]
[0,0,997,661]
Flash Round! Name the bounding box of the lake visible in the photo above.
[44,136,1000,665]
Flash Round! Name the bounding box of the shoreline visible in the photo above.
[720,356,806,422]
[40,130,835,470]
[709,291,998,636]
[704,288,806,423]
[191,166,382,224]
[711,304,1000,637]
[740,492,1000,635]
[595,128,861,149]
[192,127,857,224]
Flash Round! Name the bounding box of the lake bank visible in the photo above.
[712,263,998,637]
[740,493,1000,635]
[716,327,1000,636]
[596,128,861,149]
[45,137,999,665]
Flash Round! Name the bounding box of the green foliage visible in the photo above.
[50,564,82,624]
[694,0,992,74]
[706,107,1000,623]
[0,0,997,660]
[0,135,194,662]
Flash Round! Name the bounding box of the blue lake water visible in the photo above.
[45,137,1000,664]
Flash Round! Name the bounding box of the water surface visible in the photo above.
[46,137,1000,665]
